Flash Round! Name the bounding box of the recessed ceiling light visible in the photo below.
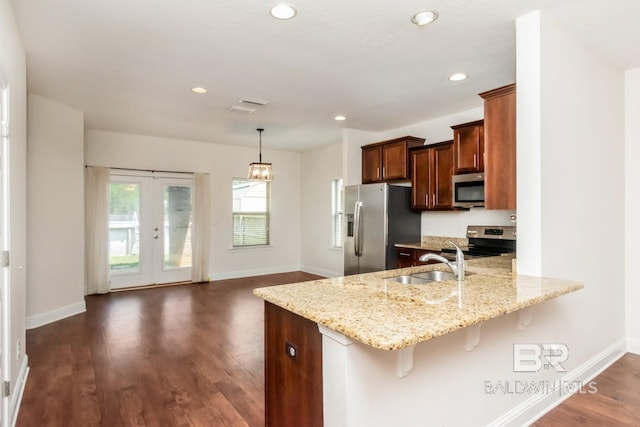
[449,73,468,82]
[270,4,297,20]
[191,87,207,94]
[411,10,438,26]
[334,115,346,121]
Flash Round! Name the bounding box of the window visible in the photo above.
[233,179,270,247]
[331,178,344,248]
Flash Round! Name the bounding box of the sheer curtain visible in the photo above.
[192,172,211,282]
[85,166,111,294]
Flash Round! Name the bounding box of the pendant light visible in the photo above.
[247,128,273,181]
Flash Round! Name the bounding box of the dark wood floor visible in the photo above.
[17,271,322,427]
[532,353,640,426]
[17,272,640,426]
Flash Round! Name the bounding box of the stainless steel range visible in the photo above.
[440,225,516,260]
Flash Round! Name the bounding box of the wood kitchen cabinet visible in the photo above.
[451,120,484,174]
[361,136,425,183]
[395,247,440,268]
[396,248,415,268]
[265,301,323,427]
[410,141,454,211]
[479,83,516,210]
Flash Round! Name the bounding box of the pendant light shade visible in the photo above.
[248,128,273,181]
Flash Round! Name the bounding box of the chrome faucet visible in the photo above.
[418,242,465,281]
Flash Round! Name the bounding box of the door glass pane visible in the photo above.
[109,183,140,272]
[164,185,192,269]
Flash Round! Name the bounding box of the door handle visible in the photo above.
[354,201,363,256]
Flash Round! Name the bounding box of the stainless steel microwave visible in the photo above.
[452,173,485,208]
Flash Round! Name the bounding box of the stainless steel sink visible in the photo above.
[410,270,456,282]
[388,275,431,285]
[388,270,457,285]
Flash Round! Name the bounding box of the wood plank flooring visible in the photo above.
[16,271,640,426]
[17,272,322,427]
[532,353,640,426]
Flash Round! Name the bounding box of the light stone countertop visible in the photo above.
[253,256,583,351]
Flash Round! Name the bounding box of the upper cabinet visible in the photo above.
[479,84,516,210]
[410,141,454,211]
[451,120,484,174]
[361,136,425,183]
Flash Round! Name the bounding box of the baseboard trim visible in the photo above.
[627,337,640,355]
[208,265,301,281]
[486,338,627,427]
[10,355,29,427]
[300,265,340,278]
[26,300,86,329]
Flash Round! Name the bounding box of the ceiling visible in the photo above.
[11,0,640,152]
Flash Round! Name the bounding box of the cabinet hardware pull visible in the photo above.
[432,194,435,206]
[376,167,380,179]
[400,252,410,257]
[473,153,477,167]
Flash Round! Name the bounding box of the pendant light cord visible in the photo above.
[257,128,264,163]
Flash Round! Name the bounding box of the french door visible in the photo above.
[109,171,193,289]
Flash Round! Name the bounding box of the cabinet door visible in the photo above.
[431,143,454,210]
[265,302,323,427]
[396,248,415,268]
[411,148,431,210]
[362,145,382,183]
[382,141,409,180]
[482,85,516,210]
[453,122,483,174]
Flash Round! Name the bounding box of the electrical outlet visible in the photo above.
[285,341,297,359]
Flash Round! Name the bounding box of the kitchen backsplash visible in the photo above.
[422,235,469,248]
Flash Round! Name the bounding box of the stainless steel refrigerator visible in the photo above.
[344,183,421,275]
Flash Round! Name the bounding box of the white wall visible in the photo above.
[342,128,377,186]
[300,143,343,277]
[512,8,626,421]
[536,8,626,357]
[625,67,640,353]
[27,95,86,328]
[516,12,543,275]
[0,0,28,420]
[85,130,302,280]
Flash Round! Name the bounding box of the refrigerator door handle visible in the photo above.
[354,201,363,256]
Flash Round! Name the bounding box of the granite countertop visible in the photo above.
[253,256,583,351]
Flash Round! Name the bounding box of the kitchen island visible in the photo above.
[254,256,583,427]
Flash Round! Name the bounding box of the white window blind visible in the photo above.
[331,178,344,248]
[233,179,270,247]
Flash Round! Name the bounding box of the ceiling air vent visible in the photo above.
[239,97,270,106]
[229,105,257,114]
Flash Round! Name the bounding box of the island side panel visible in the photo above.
[264,301,323,427]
